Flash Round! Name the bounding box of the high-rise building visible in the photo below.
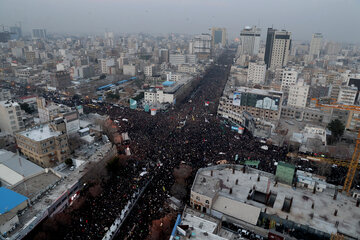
[159,49,169,63]
[247,62,266,85]
[288,81,309,108]
[32,29,47,39]
[104,31,114,47]
[309,33,322,59]
[239,26,261,56]
[264,28,292,69]
[211,27,227,48]
[281,69,298,94]
[10,26,22,40]
[193,34,212,60]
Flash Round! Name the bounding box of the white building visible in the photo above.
[99,58,116,75]
[337,86,358,105]
[144,65,155,77]
[169,54,186,66]
[123,65,137,76]
[247,62,266,85]
[264,28,292,69]
[0,89,11,101]
[144,89,175,104]
[0,100,24,134]
[309,33,323,59]
[281,69,298,94]
[239,26,261,56]
[288,81,309,108]
[193,34,212,59]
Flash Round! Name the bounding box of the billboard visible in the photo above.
[233,92,241,106]
[235,92,280,111]
[130,99,137,109]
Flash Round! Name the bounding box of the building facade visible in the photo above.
[15,120,69,167]
[288,82,309,108]
[239,26,261,56]
[247,62,266,85]
[281,69,298,94]
[264,28,292,69]
[0,101,24,134]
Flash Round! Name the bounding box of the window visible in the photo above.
[205,200,209,204]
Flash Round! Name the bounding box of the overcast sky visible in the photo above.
[1,0,359,43]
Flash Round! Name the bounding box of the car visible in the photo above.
[70,166,75,171]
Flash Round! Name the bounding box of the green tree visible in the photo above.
[328,119,345,142]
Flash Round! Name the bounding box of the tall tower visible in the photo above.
[264,28,292,70]
[309,33,323,58]
[239,26,261,56]
[211,27,227,48]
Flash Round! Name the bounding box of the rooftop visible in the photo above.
[0,149,44,186]
[193,165,360,239]
[0,187,28,214]
[18,124,61,142]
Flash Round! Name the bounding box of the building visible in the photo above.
[193,34,212,60]
[123,64,137,76]
[10,26,22,40]
[239,26,261,56]
[32,29,46,39]
[211,27,227,48]
[0,89,11,101]
[0,100,25,135]
[71,65,94,79]
[159,49,169,63]
[169,54,186,66]
[144,65,155,77]
[337,86,357,105]
[288,81,309,108]
[99,58,116,75]
[169,54,197,66]
[0,31,11,43]
[0,187,28,235]
[217,87,283,123]
[247,62,266,85]
[280,69,298,94]
[0,149,43,187]
[51,71,71,90]
[309,33,323,59]
[190,164,360,239]
[264,28,292,69]
[15,120,69,167]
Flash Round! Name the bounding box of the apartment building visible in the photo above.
[247,62,266,85]
[15,119,69,167]
[288,81,309,108]
[0,100,25,134]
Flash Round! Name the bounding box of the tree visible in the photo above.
[328,119,345,142]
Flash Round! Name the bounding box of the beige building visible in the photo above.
[247,61,266,85]
[288,81,309,108]
[211,27,227,48]
[217,87,283,123]
[15,119,69,167]
[0,100,25,135]
[280,69,298,94]
[337,86,357,105]
[264,28,292,70]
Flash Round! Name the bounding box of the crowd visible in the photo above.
[34,51,288,240]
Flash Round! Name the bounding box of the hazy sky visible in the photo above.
[1,0,359,43]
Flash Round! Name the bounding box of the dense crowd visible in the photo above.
[33,51,288,240]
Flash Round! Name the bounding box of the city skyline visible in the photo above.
[0,0,359,43]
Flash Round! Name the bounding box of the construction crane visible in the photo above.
[312,98,360,193]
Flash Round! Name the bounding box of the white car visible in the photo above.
[70,166,75,171]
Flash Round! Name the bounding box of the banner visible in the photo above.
[233,92,241,106]
[130,99,137,109]
[144,104,150,112]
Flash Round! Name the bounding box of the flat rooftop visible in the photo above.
[11,171,60,200]
[193,165,360,239]
[18,124,61,141]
